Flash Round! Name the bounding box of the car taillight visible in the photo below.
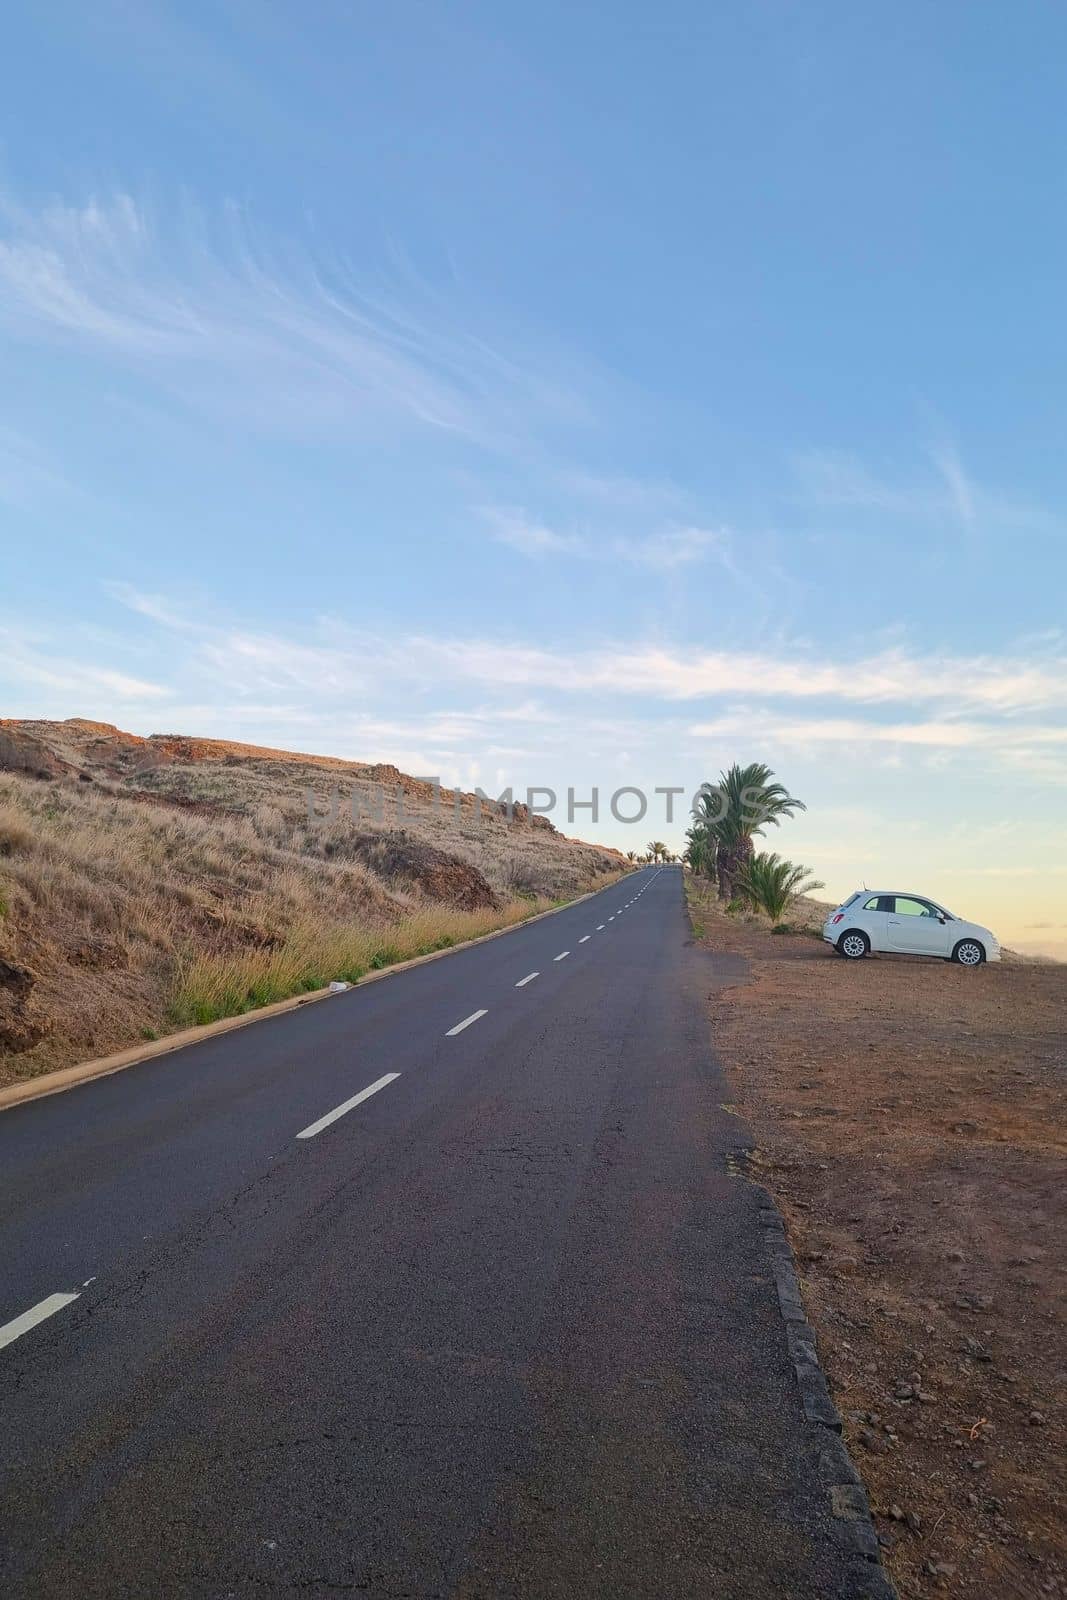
[831,912,844,924]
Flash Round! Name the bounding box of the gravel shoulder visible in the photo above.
[686,877,1066,1600]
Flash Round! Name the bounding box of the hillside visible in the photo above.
[0,719,624,1084]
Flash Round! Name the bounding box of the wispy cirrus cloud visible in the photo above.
[6,593,1067,790]
[689,709,1067,752]
[618,525,734,572]
[480,508,584,558]
[793,442,1059,537]
[792,446,968,521]
[928,439,976,528]
[481,506,739,574]
[0,190,584,445]
[0,624,171,701]
[101,584,1067,715]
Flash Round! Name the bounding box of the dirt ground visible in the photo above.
[686,878,1066,1600]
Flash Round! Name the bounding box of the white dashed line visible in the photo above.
[554,950,570,961]
[579,935,590,943]
[446,1009,488,1037]
[0,1291,81,1352]
[296,1072,401,1139]
[597,924,605,930]
[515,972,539,987]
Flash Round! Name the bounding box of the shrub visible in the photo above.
[0,808,34,857]
[738,853,824,922]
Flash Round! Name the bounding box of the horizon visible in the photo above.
[2,4,1066,960]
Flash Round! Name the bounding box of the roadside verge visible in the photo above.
[685,878,896,1597]
[685,871,1066,1599]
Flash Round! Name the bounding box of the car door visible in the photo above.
[886,896,952,956]
[856,894,894,951]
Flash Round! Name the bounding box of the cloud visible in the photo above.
[616,526,733,572]
[0,626,171,701]
[792,450,920,515]
[101,581,202,630]
[103,586,1067,716]
[557,469,686,514]
[481,505,739,574]
[418,639,1066,714]
[928,440,976,528]
[686,710,1067,784]
[0,190,581,445]
[8,591,1067,797]
[689,710,1067,751]
[793,444,1060,538]
[481,508,583,558]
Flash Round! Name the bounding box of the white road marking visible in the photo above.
[579,935,590,943]
[0,1291,80,1352]
[296,1072,400,1139]
[515,972,539,987]
[554,950,570,961]
[608,915,615,921]
[445,1009,488,1037]
[597,924,605,930]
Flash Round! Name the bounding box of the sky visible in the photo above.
[1,1,1066,957]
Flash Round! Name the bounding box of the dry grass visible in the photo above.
[0,764,623,1083]
[170,896,562,1027]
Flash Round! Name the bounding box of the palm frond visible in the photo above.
[736,851,824,921]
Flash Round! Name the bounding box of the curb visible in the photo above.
[0,874,632,1115]
[753,1183,898,1599]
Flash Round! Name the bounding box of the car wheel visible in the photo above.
[952,938,985,966]
[837,930,870,960]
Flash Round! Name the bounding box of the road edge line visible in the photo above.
[0,872,640,1115]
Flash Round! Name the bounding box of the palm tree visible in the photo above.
[737,852,823,921]
[625,849,637,863]
[693,763,806,901]
[684,821,714,879]
[646,840,667,863]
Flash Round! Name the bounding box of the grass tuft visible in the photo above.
[166,897,561,1029]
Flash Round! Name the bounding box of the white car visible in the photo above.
[823,891,1000,965]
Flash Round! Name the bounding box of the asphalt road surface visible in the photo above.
[1,867,876,1598]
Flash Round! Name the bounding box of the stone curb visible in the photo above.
[0,875,631,1115]
[752,1183,897,1599]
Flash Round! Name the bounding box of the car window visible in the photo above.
[862,896,893,913]
[862,896,880,910]
[894,897,937,917]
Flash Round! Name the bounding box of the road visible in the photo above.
[0,867,876,1598]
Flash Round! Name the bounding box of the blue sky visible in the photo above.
[2,2,1066,953]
